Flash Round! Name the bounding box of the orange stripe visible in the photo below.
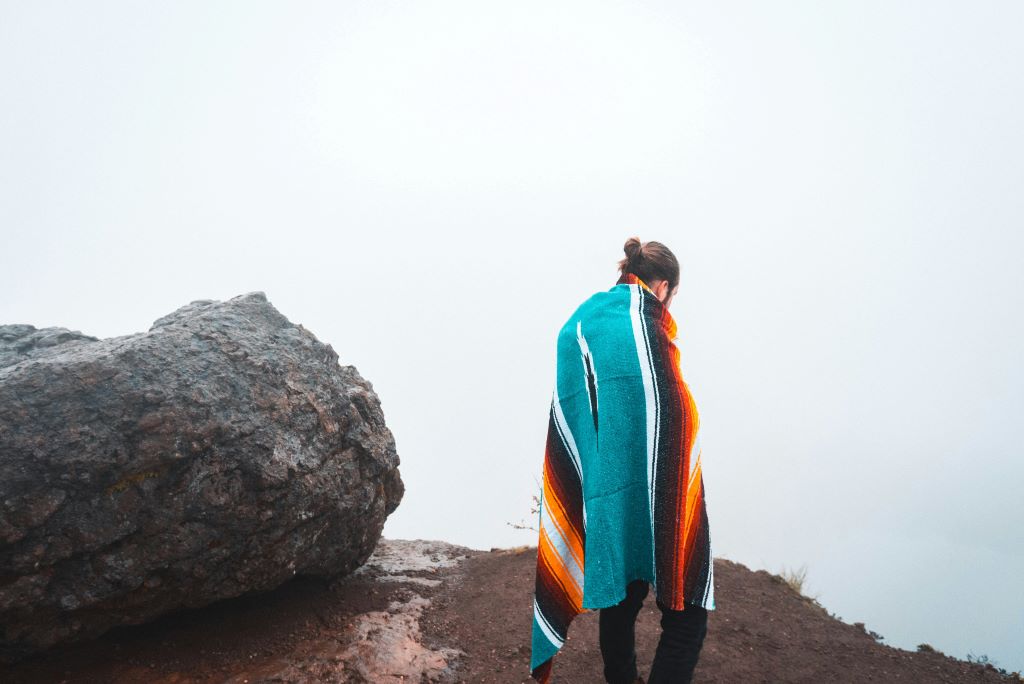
[683,458,703,532]
[674,447,687,601]
[539,524,583,610]
[684,472,702,537]
[542,462,585,571]
[681,471,704,577]
[673,343,689,602]
[675,367,701,602]
[537,534,574,601]
[683,497,703,576]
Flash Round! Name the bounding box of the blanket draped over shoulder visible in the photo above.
[529,273,715,683]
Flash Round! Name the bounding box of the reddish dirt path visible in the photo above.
[423,546,1020,683]
[2,539,1018,683]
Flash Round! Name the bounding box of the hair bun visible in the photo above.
[624,236,643,262]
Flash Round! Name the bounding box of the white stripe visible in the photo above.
[540,485,585,590]
[534,596,564,647]
[688,426,712,608]
[552,389,587,532]
[704,547,715,607]
[688,429,702,489]
[552,389,585,528]
[552,390,582,483]
[684,404,712,607]
[629,284,659,578]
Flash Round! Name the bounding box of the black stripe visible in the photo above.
[583,352,599,435]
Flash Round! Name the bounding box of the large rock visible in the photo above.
[0,292,404,662]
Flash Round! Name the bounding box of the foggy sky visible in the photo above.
[2,0,1021,673]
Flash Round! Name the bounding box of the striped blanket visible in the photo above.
[529,272,715,683]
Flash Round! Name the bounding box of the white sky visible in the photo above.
[2,0,1021,674]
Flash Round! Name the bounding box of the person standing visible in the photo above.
[530,237,714,684]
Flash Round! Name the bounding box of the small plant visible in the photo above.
[965,652,1024,680]
[506,478,542,532]
[506,493,541,532]
[917,643,937,653]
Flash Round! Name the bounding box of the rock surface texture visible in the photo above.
[0,292,404,662]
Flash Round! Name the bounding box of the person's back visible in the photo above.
[552,277,659,607]
[530,237,714,684]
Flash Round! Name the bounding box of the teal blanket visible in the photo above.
[530,272,715,682]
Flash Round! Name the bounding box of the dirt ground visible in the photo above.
[2,538,1019,683]
[421,546,1021,683]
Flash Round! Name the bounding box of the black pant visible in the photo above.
[599,579,708,684]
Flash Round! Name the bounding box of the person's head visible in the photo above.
[617,237,680,309]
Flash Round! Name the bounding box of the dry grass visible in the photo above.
[778,562,821,602]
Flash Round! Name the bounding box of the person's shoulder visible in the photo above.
[582,283,633,316]
[557,285,631,336]
[561,286,617,323]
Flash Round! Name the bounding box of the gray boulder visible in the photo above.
[0,292,404,662]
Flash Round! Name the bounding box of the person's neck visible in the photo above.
[616,272,660,301]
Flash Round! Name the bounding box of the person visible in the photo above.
[530,237,714,684]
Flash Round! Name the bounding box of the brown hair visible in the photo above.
[617,237,680,291]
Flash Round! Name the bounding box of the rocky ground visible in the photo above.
[1,538,1018,683]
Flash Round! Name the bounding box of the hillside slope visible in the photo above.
[1,539,1017,683]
